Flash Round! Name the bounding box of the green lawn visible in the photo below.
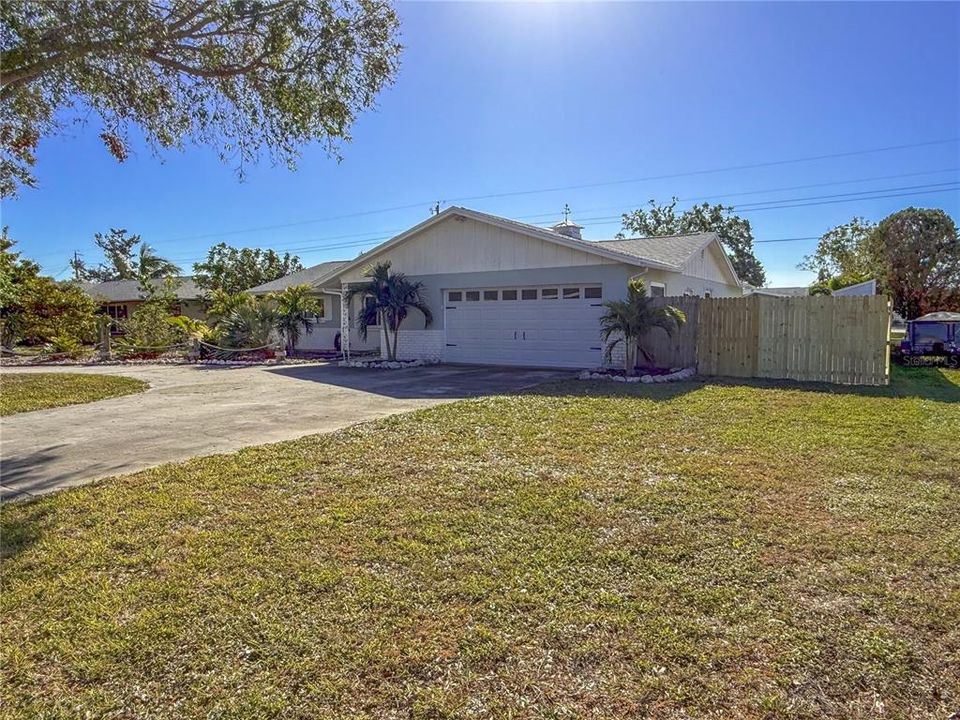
[0,372,148,416]
[2,367,958,719]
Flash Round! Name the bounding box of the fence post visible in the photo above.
[98,315,111,361]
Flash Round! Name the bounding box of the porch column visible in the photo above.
[339,289,350,361]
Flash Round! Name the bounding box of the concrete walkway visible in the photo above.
[0,363,568,501]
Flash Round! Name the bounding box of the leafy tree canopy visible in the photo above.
[193,242,303,295]
[802,209,960,316]
[0,0,402,197]
[71,229,180,282]
[1,229,97,345]
[620,198,767,287]
[0,226,39,311]
[799,217,876,290]
[867,207,960,319]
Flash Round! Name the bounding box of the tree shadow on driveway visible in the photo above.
[1,444,133,502]
[265,363,573,400]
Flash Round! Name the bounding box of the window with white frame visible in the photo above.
[649,283,666,297]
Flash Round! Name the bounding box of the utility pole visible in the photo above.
[71,251,83,280]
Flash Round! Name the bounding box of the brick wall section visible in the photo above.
[381,329,445,362]
[605,338,625,369]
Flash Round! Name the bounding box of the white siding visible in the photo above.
[339,216,618,283]
[678,242,741,289]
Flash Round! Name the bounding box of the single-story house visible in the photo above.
[256,206,743,368]
[77,276,208,325]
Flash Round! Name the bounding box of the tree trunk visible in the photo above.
[623,336,635,376]
[391,320,400,361]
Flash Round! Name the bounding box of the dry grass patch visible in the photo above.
[1,366,958,718]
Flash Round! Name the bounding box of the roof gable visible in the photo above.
[326,206,682,283]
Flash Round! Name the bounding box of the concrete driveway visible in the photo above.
[0,363,569,501]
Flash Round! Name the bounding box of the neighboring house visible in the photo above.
[77,277,208,325]
[832,279,877,297]
[263,206,743,368]
[743,285,809,298]
[745,278,878,298]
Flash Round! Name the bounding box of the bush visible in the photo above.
[6,276,98,346]
[167,315,213,342]
[48,334,85,358]
[121,301,180,349]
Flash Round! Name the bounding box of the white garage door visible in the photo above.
[443,285,605,368]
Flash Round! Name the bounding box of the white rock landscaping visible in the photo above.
[577,367,696,383]
[338,358,440,370]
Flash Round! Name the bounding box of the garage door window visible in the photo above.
[449,285,604,302]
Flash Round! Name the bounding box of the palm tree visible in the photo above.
[600,278,686,375]
[221,300,279,349]
[136,242,181,279]
[345,261,433,362]
[274,284,322,356]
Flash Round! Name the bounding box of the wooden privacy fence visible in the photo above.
[647,294,891,386]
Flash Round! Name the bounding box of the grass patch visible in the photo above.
[0,372,148,415]
[1,368,958,718]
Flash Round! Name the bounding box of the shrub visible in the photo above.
[48,334,85,358]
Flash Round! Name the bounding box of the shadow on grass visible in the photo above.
[0,502,52,559]
[530,365,959,403]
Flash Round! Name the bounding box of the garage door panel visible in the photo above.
[444,287,604,368]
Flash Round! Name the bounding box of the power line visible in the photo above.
[445,137,959,203]
[730,180,959,209]
[162,181,960,268]
[734,185,960,213]
[135,137,960,247]
[561,182,960,228]
[157,173,960,263]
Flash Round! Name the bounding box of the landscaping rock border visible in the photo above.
[577,367,697,384]
[338,359,439,370]
[0,356,320,368]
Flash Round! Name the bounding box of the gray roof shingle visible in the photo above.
[594,233,715,268]
[76,276,202,302]
[247,260,349,293]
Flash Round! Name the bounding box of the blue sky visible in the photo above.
[4,1,959,286]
